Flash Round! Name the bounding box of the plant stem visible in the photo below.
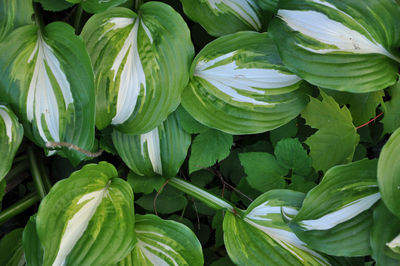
[135,0,143,11]
[0,193,40,225]
[27,146,47,199]
[4,160,29,182]
[74,4,83,34]
[33,2,46,33]
[168,177,235,212]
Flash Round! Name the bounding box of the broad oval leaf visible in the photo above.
[81,3,194,134]
[269,0,400,92]
[23,215,44,266]
[181,31,308,134]
[290,159,379,256]
[66,0,127,13]
[0,22,95,164]
[117,214,203,266]
[0,0,33,42]
[34,0,73,11]
[180,0,266,36]
[378,127,400,219]
[223,189,330,265]
[36,162,136,265]
[112,111,191,177]
[0,105,23,181]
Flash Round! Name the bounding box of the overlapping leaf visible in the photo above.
[0,228,24,266]
[117,214,203,266]
[23,216,44,266]
[81,3,194,134]
[0,22,95,164]
[381,79,400,134]
[0,0,33,42]
[66,0,127,13]
[112,111,191,177]
[269,0,400,92]
[182,31,308,134]
[36,162,136,265]
[0,105,23,181]
[289,159,379,256]
[223,190,330,265]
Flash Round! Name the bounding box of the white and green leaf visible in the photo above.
[223,190,330,265]
[23,215,44,266]
[81,4,194,134]
[0,105,24,181]
[181,31,308,134]
[290,159,379,256]
[112,111,191,177]
[35,162,136,266]
[0,0,33,42]
[269,0,400,92]
[180,0,266,36]
[0,22,95,164]
[117,214,203,266]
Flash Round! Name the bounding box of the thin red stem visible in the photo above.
[356,112,383,129]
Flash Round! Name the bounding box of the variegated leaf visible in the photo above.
[0,22,95,164]
[0,0,33,42]
[289,159,379,256]
[112,111,191,177]
[223,190,330,265]
[180,0,267,36]
[81,4,194,134]
[116,214,203,266]
[36,162,136,265]
[65,0,127,13]
[181,31,308,134]
[269,0,400,92]
[0,105,24,181]
[23,215,44,266]
[387,234,400,256]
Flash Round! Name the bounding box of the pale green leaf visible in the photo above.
[0,0,33,42]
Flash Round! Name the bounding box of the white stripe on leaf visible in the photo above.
[299,192,381,231]
[207,0,261,30]
[277,9,398,61]
[27,33,74,144]
[0,106,13,142]
[137,239,178,266]
[387,233,400,251]
[140,128,162,175]
[195,52,301,106]
[52,188,108,266]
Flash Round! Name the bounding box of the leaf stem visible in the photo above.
[33,2,45,33]
[74,4,83,34]
[168,177,235,212]
[134,0,143,11]
[27,146,47,199]
[0,193,40,225]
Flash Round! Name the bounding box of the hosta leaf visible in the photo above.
[81,4,194,134]
[34,0,73,11]
[23,216,44,266]
[181,31,308,134]
[387,234,400,257]
[66,0,127,13]
[180,0,266,36]
[0,0,33,42]
[0,22,95,164]
[371,202,400,265]
[36,162,136,265]
[116,214,203,266]
[269,0,400,92]
[0,105,23,181]
[223,190,330,265]
[0,228,24,266]
[381,80,400,134]
[113,111,191,177]
[377,127,400,219]
[301,91,359,172]
[290,159,379,256]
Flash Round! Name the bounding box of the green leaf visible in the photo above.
[34,0,73,11]
[181,31,308,135]
[370,202,400,265]
[36,162,136,265]
[223,190,330,265]
[0,105,24,181]
[290,159,379,256]
[179,0,266,36]
[301,91,359,172]
[116,214,203,266]
[136,186,188,214]
[239,152,287,192]
[23,215,44,266]
[381,80,400,134]
[377,127,400,219]
[81,4,194,134]
[190,170,214,188]
[189,129,233,173]
[66,0,127,13]
[0,22,95,164]
[274,138,312,176]
[127,171,164,194]
[270,118,298,146]
[113,111,191,177]
[288,175,316,193]
[269,0,400,92]
[0,0,33,42]
[176,105,209,134]
[0,228,24,266]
